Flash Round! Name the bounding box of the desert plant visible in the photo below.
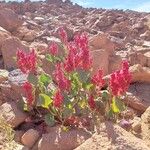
[16,28,132,127]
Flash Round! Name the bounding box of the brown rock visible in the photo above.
[14,130,25,143]
[90,49,109,75]
[0,101,27,128]
[124,92,149,113]
[38,126,91,150]
[0,26,11,50]
[141,107,150,148]
[23,30,37,42]
[144,51,150,67]
[75,122,150,150]
[89,33,115,54]
[0,8,23,32]
[130,64,150,83]
[140,30,150,41]
[132,117,141,133]
[1,37,29,69]
[108,54,122,74]
[21,129,40,148]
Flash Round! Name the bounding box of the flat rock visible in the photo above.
[141,107,150,148]
[75,122,150,150]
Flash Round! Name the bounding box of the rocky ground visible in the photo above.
[0,0,150,150]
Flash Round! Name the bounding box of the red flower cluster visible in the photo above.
[91,69,105,89]
[75,33,92,70]
[109,61,132,96]
[23,82,34,105]
[53,63,71,91]
[64,42,80,72]
[88,95,96,110]
[16,49,37,74]
[58,27,68,43]
[49,42,58,56]
[64,32,92,72]
[53,90,63,108]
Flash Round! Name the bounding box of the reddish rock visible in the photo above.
[0,101,27,128]
[21,129,40,148]
[38,126,91,150]
[90,49,109,75]
[75,122,150,150]
[0,8,23,32]
[1,37,29,69]
[141,107,150,148]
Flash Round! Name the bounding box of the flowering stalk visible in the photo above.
[23,82,34,105]
[16,49,37,74]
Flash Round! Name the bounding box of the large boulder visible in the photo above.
[0,101,27,128]
[75,122,150,150]
[1,37,29,69]
[0,8,23,32]
[38,126,91,150]
[0,26,11,54]
[90,49,109,75]
[89,33,124,55]
[141,107,150,148]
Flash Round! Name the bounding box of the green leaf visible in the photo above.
[112,97,120,113]
[39,74,51,87]
[108,108,114,118]
[27,73,38,86]
[44,113,55,126]
[102,90,109,101]
[38,93,52,108]
[46,54,54,62]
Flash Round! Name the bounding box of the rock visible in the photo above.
[34,17,45,24]
[132,117,141,133]
[130,64,150,83]
[0,8,23,32]
[129,52,147,67]
[0,69,28,101]
[124,92,149,114]
[1,37,29,69]
[144,51,150,67]
[0,101,27,128]
[30,42,48,53]
[108,54,122,74]
[140,30,150,41]
[38,126,91,150]
[21,129,40,148]
[0,26,11,54]
[75,121,150,150]
[90,49,109,75]
[89,33,115,54]
[23,30,37,42]
[141,107,150,148]
[14,130,25,143]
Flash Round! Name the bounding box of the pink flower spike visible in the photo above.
[58,27,68,43]
[49,42,58,56]
[53,90,63,108]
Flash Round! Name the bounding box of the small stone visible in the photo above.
[132,117,141,133]
[21,129,40,148]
